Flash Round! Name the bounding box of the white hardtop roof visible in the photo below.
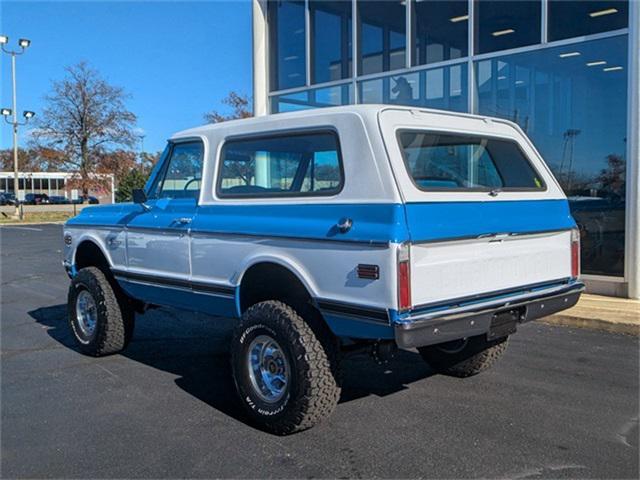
[170,104,519,140]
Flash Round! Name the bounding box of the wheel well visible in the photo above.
[239,262,313,314]
[75,240,110,274]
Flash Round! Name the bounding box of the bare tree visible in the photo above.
[32,61,137,195]
[204,91,252,124]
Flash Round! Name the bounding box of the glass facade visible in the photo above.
[476,35,628,276]
[311,1,352,83]
[548,1,628,41]
[272,83,353,113]
[358,0,406,75]
[474,0,541,54]
[359,63,467,112]
[269,0,306,91]
[413,0,468,65]
[264,0,633,279]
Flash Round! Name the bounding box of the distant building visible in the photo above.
[0,171,115,203]
[252,0,639,298]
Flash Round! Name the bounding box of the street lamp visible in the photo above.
[1,35,33,218]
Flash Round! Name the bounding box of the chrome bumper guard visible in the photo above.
[395,282,585,349]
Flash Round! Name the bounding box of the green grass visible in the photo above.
[0,211,73,224]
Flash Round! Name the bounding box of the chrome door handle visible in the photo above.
[174,217,192,225]
[336,217,353,233]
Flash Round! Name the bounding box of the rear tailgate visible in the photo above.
[378,108,577,307]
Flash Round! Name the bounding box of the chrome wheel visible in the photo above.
[75,289,98,338]
[247,335,290,403]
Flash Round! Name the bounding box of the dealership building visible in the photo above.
[251,0,639,299]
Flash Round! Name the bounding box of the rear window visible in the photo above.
[217,131,343,198]
[398,131,545,191]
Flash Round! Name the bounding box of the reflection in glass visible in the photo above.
[474,0,541,54]
[475,35,628,276]
[271,84,353,113]
[548,1,628,41]
[358,0,406,75]
[269,1,306,91]
[413,0,468,65]
[311,1,352,84]
[359,63,467,113]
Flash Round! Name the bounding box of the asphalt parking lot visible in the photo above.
[1,224,638,479]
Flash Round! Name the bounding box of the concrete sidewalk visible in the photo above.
[542,293,640,335]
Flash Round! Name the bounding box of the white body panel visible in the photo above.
[190,236,397,309]
[410,231,572,306]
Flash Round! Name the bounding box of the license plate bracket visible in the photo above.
[488,308,521,340]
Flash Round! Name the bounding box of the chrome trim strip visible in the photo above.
[410,228,572,246]
[112,269,235,298]
[190,229,390,248]
[397,282,585,327]
[316,298,389,322]
[66,223,390,248]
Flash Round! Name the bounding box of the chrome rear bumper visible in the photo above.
[395,282,585,349]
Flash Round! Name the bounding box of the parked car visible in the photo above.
[24,193,50,205]
[0,192,17,206]
[49,195,71,204]
[62,105,584,434]
[72,195,99,205]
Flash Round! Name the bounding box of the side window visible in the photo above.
[217,131,343,197]
[152,141,204,200]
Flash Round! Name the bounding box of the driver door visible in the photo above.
[126,140,203,280]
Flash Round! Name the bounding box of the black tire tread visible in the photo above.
[68,267,134,356]
[419,336,508,378]
[232,300,340,435]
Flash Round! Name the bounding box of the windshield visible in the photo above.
[398,131,545,191]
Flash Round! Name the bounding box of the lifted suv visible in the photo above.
[63,105,583,434]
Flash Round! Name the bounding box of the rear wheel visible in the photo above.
[418,335,508,377]
[67,267,135,356]
[231,300,341,435]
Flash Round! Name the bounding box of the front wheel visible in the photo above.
[418,335,508,377]
[67,267,135,356]
[231,300,341,435]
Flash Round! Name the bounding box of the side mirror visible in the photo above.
[132,189,151,211]
[132,189,147,204]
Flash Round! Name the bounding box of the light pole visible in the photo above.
[1,35,33,218]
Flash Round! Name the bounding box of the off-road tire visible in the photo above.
[418,335,508,377]
[67,267,135,356]
[231,300,341,435]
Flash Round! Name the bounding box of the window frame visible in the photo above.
[395,128,548,193]
[146,138,206,202]
[215,128,346,199]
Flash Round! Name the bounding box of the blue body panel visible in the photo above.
[404,199,575,242]
[68,199,574,244]
[118,280,238,318]
[191,203,409,244]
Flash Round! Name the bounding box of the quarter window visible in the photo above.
[398,131,544,191]
[218,132,343,198]
[151,141,204,200]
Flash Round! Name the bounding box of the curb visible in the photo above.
[540,314,640,336]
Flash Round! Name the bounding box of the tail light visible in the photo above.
[571,228,580,278]
[398,243,412,311]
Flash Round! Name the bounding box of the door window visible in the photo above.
[151,141,204,200]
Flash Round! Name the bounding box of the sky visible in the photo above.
[0,0,253,153]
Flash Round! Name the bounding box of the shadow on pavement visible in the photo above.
[29,304,435,427]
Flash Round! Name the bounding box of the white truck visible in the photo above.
[63,105,583,434]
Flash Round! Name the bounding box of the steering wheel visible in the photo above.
[183,177,201,191]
